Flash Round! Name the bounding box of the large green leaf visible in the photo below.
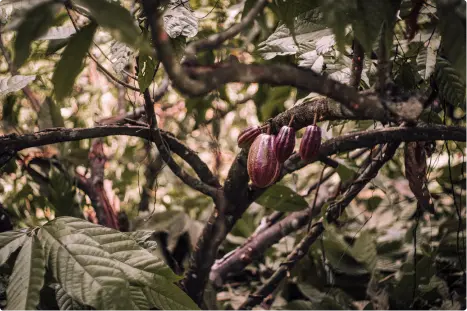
[434,57,466,109]
[0,229,29,266]
[72,0,149,51]
[256,185,309,212]
[128,286,150,310]
[258,10,330,60]
[13,1,55,68]
[142,285,200,310]
[436,0,466,80]
[272,0,321,44]
[58,217,180,283]
[6,235,45,310]
[55,285,88,310]
[39,219,135,310]
[52,22,97,101]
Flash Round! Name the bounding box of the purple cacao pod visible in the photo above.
[247,133,281,188]
[274,125,296,163]
[238,125,261,148]
[299,125,322,162]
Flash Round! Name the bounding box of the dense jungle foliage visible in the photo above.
[0,0,465,310]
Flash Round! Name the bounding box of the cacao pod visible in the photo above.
[238,125,261,148]
[274,125,296,163]
[299,125,321,162]
[247,133,281,188]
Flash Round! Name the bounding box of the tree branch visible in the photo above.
[143,89,221,191]
[209,148,370,286]
[184,0,268,60]
[210,182,333,287]
[239,143,400,310]
[88,139,119,229]
[142,0,424,123]
[1,125,220,197]
[349,39,364,89]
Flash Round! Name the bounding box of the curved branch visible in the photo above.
[141,0,422,123]
[1,126,218,197]
[185,0,268,59]
[2,125,463,182]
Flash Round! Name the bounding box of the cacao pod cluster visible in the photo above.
[238,119,322,188]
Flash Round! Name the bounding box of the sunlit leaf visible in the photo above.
[0,75,36,96]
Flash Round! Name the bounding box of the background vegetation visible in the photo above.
[0,0,465,309]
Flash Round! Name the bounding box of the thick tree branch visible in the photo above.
[142,0,424,123]
[1,126,219,197]
[142,0,207,96]
[184,0,268,59]
[210,148,369,285]
[210,184,332,287]
[239,143,400,310]
[1,125,463,187]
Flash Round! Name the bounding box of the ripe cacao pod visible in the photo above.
[237,125,261,148]
[247,133,281,188]
[274,125,296,163]
[299,125,321,162]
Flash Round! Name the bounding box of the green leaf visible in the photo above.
[272,1,321,46]
[55,285,88,310]
[6,235,46,310]
[437,0,466,80]
[0,229,29,266]
[335,159,358,182]
[258,10,330,60]
[259,86,291,120]
[55,217,180,283]
[162,1,198,38]
[39,220,134,309]
[52,22,97,101]
[37,97,65,129]
[256,185,309,212]
[128,286,150,310]
[142,285,200,310]
[73,0,149,51]
[434,57,466,109]
[138,51,159,92]
[46,38,70,56]
[13,1,56,68]
[351,230,377,271]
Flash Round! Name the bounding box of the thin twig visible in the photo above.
[184,0,268,60]
[66,7,140,92]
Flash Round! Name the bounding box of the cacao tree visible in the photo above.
[0,0,465,310]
